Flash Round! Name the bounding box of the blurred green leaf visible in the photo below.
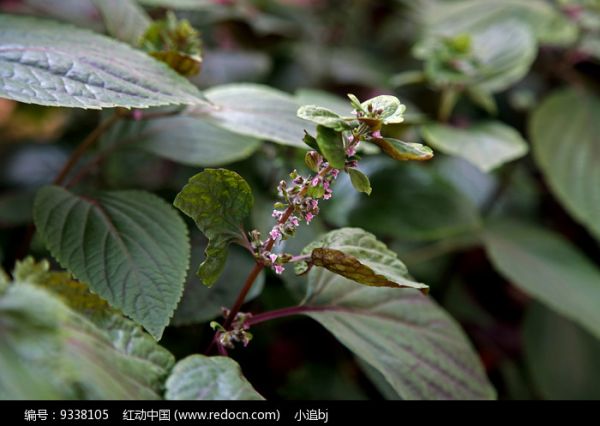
[346,162,481,241]
[416,20,537,93]
[524,303,600,399]
[0,279,172,399]
[483,221,600,340]
[174,169,253,287]
[106,115,262,167]
[298,267,495,399]
[417,0,577,45]
[530,88,600,239]
[93,0,150,45]
[33,186,190,340]
[199,84,309,148]
[165,355,263,400]
[421,121,528,172]
[296,228,428,292]
[0,15,205,109]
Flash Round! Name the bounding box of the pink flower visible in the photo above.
[274,264,285,274]
[311,176,320,187]
[305,213,314,224]
[269,228,281,240]
[323,191,332,200]
[290,216,300,227]
[309,199,319,210]
[323,180,330,191]
[371,130,382,139]
[346,145,357,157]
[330,169,340,179]
[269,253,278,264]
[272,210,283,219]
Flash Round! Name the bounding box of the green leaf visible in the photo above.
[361,95,406,124]
[302,131,321,152]
[347,161,481,241]
[530,89,600,239]
[295,89,353,116]
[347,168,372,195]
[483,221,600,340]
[416,19,536,93]
[371,137,434,161]
[137,0,214,9]
[173,245,264,325]
[93,0,151,45]
[16,258,175,386]
[418,0,577,45]
[296,267,495,399]
[421,121,528,172]
[0,15,205,109]
[297,105,349,131]
[199,84,309,147]
[297,228,429,293]
[524,303,600,400]
[0,281,173,399]
[165,355,264,400]
[33,186,190,340]
[466,87,497,115]
[174,169,253,287]
[105,115,262,166]
[316,125,346,169]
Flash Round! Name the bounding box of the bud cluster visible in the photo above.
[249,152,342,275]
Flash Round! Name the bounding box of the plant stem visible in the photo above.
[53,112,120,186]
[220,166,333,333]
[16,112,120,260]
[438,87,459,123]
[247,305,326,326]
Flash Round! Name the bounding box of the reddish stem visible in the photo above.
[247,305,326,326]
[220,166,333,334]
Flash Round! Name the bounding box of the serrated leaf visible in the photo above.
[297,105,349,131]
[105,115,262,166]
[174,169,253,287]
[316,125,346,169]
[530,89,600,239]
[297,228,429,292]
[93,0,151,45]
[361,95,406,124]
[199,84,308,147]
[33,186,190,340]
[165,355,264,400]
[371,137,434,161]
[0,15,204,109]
[421,121,527,172]
[483,221,600,340]
[524,303,600,400]
[0,281,173,399]
[15,258,175,386]
[347,168,372,195]
[173,244,264,325]
[294,267,495,399]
